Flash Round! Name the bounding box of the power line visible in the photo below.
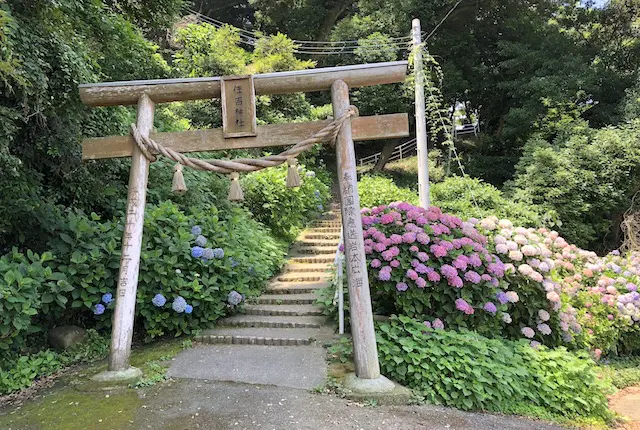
[186,8,413,47]
[425,0,463,41]
[185,8,415,55]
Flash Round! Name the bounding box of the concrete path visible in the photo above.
[134,379,564,430]
[167,345,327,390]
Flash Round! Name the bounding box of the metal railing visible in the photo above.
[358,138,417,167]
[333,228,345,335]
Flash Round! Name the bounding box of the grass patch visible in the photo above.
[598,357,640,389]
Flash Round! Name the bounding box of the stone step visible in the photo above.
[297,239,340,247]
[312,221,342,228]
[196,327,328,346]
[312,227,341,233]
[276,273,331,283]
[292,245,336,255]
[289,256,334,264]
[283,263,332,273]
[265,283,328,294]
[244,304,324,316]
[257,293,317,305]
[304,233,341,240]
[217,315,326,328]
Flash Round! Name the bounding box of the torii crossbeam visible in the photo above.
[79,61,409,386]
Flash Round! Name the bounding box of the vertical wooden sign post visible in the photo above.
[332,80,381,380]
[94,94,154,381]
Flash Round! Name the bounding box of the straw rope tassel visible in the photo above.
[286,157,301,188]
[228,172,244,201]
[172,163,188,195]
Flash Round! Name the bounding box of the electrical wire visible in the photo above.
[186,8,415,54]
[425,0,462,41]
[186,8,413,47]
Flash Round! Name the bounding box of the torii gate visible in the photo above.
[79,61,409,388]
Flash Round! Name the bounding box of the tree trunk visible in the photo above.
[372,138,401,172]
[315,0,351,43]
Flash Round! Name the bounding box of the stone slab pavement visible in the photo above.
[167,345,327,390]
[134,379,565,430]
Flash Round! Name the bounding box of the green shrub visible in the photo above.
[46,201,286,339]
[358,175,419,208]
[383,150,445,188]
[509,119,640,250]
[431,176,545,227]
[358,175,546,228]
[598,357,640,390]
[242,164,331,240]
[0,350,63,395]
[377,315,613,421]
[0,249,72,351]
[0,329,109,395]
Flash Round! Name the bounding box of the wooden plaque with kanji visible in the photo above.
[221,75,257,138]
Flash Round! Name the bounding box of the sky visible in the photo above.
[582,0,609,8]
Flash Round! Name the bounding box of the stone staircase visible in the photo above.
[195,210,341,347]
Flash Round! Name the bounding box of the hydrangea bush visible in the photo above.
[362,203,515,335]
[45,201,285,339]
[478,215,640,353]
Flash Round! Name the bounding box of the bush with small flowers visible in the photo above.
[41,201,285,340]
[362,202,516,336]
[478,215,640,354]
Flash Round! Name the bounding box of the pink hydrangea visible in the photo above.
[396,282,409,292]
[455,298,474,314]
[448,276,464,288]
[430,244,447,258]
[464,271,482,284]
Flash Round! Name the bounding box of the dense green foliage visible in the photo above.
[45,202,285,339]
[358,175,544,227]
[0,329,109,395]
[510,119,640,250]
[377,315,612,421]
[0,250,71,351]
[358,175,419,208]
[242,164,331,241]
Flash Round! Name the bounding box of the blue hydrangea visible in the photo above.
[305,171,316,178]
[248,266,255,275]
[191,246,204,258]
[213,248,224,259]
[102,293,113,305]
[229,258,238,268]
[314,190,320,198]
[152,293,166,307]
[228,290,243,306]
[194,235,207,247]
[185,304,193,314]
[191,225,202,235]
[202,248,214,260]
[94,303,105,315]
[317,204,323,211]
[172,296,187,313]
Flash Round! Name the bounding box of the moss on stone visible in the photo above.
[0,387,141,429]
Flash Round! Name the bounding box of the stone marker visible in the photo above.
[48,325,86,350]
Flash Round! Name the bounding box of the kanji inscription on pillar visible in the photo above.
[221,75,257,138]
[342,171,364,288]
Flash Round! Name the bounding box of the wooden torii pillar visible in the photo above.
[80,61,409,384]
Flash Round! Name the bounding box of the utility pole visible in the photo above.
[412,18,430,208]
